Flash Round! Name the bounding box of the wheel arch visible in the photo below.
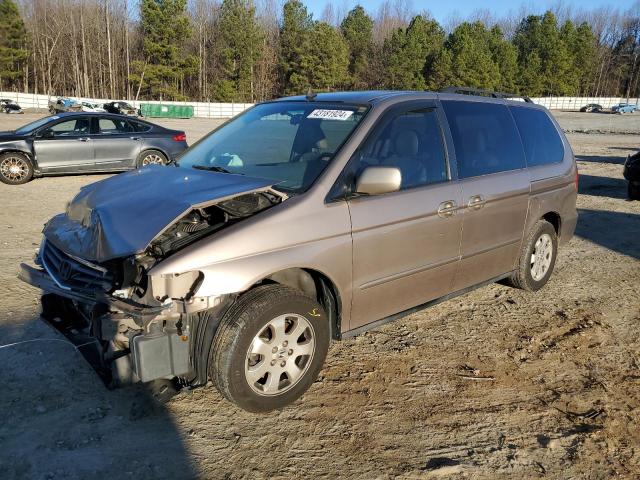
[541,211,561,236]
[262,267,342,340]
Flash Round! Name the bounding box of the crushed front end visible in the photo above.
[18,166,284,389]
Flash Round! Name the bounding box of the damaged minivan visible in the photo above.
[19,90,578,412]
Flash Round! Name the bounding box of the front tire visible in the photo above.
[0,152,34,185]
[137,149,168,168]
[506,220,558,291]
[629,182,640,200]
[209,285,329,412]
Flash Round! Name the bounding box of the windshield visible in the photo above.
[177,101,368,192]
[15,116,60,135]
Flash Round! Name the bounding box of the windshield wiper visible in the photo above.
[192,165,242,175]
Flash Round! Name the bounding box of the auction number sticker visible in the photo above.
[307,109,354,120]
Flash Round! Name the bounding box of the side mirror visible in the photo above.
[37,129,53,139]
[355,166,401,195]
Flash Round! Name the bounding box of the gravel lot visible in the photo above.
[0,111,638,479]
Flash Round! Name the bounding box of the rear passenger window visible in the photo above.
[99,118,133,134]
[130,120,152,133]
[510,106,564,167]
[442,101,525,178]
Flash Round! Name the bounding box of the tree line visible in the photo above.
[1,0,640,102]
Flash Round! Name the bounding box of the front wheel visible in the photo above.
[629,182,640,200]
[0,152,34,185]
[209,285,329,412]
[505,220,558,291]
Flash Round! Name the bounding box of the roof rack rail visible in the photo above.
[440,86,533,103]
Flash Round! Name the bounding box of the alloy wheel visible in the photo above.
[530,233,553,281]
[142,153,164,166]
[245,313,315,396]
[0,156,29,183]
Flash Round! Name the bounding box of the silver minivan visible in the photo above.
[20,89,578,412]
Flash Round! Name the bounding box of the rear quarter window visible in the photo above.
[442,100,525,178]
[510,106,564,167]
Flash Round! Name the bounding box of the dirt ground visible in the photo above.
[0,111,638,479]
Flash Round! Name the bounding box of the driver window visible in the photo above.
[355,107,448,190]
[45,118,91,137]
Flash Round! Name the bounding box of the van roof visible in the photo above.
[274,90,543,108]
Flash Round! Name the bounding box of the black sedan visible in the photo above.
[624,151,640,200]
[0,112,188,185]
[1,99,23,114]
[103,101,139,116]
[579,103,604,113]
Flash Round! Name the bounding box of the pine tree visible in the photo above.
[304,22,349,91]
[340,5,374,89]
[279,0,314,95]
[215,0,264,102]
[513,11,575,96]
[444,22,501,90]
[132,0,198,100]
[0,0,29,91]
[383,15,445,90]
[488,26,519,92]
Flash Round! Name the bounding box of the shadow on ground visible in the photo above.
[579,174,629,199]
[576,155,628,165]
[0,314,199,480]
[575,208,640,260]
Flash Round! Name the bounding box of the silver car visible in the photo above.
[19,90,577,412]
[0,112,188,184]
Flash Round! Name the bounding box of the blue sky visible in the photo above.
[304,0,637,22]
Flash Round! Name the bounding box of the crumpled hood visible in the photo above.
[43,165,274,263]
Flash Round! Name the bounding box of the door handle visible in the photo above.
[77,137,90,142]
[468,195,485,210]
[437,200,457,218]
[130,136,141,141]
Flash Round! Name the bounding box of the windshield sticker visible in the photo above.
[307,109,354,121]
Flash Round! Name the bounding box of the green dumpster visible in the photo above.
[140,103,194,118]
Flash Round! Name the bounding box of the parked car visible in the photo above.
[1,99,23,114]
[579,103,603,113]
[624,151,640,199]
[611,102,637,114]
[103,101,139,116]
[18,90,577,412]
[80,101,106,113]
[48,97,82,114]
[0,112,187,184]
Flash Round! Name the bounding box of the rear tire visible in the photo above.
[0,152,34,185]
[629,182,640,200]
[137,149,168,168]
[505,220,558,291]
[209,284,329,412]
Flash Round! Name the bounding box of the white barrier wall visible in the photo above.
[530,96,640,110]
[2,91,639,117]
[0,92,253,118]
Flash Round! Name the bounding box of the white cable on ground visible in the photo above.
[0,337,97,351]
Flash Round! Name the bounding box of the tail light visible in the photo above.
[172,132,186,142]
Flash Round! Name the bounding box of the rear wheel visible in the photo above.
[0,152,33,185]
[505,220,558,291]
[209,284,329,412]
[137,149,168,168]
[629,182,640,200]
